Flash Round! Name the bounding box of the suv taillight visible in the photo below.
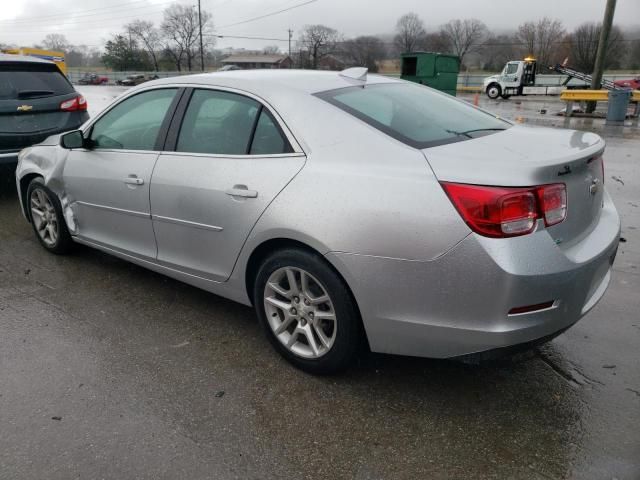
[440,182,567,238]
[60,95,87,112]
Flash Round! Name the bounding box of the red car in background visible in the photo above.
[614,76,640,90]
[78,73,108,85]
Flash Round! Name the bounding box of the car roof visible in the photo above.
[149,69,401,95]
[0,53,56,65]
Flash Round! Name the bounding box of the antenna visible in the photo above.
[339,67,368,82]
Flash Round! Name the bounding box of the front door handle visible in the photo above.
[124,175,144,186]
[225,185,258,198]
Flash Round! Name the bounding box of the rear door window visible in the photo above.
[0,63,74,100]
[250,109,292,155]
[177,89,259,155]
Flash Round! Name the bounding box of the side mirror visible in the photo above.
[60,130,86,150]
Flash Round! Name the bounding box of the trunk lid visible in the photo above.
[423,125,605,246]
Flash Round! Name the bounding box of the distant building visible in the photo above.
[316,55,345,71]
[221,54,293,69]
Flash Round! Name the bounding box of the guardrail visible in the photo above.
[560,89,640,118]
[560,89,640,101]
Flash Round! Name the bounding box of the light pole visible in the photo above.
[198,0,205,71]
[288,29,293,68]
[587,0,617,113]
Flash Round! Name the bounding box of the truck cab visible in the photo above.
[483,58,537,99]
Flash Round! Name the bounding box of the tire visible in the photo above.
[253,248,362,375]
[26,178,74,254]
[501,93,511,99]
[486,83,501,99]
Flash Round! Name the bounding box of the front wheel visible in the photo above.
[26,178,74,254]
[486,84,501,99]
[253,249,362,374]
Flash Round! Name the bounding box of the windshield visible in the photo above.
[316,82,510,149]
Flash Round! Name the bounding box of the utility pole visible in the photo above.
[198,0,205,71]
[587,0,616,113]
[288,29,293,68]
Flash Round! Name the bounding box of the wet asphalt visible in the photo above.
[0,87,638,479]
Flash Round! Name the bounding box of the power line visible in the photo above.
[211,34,291,42]
[216,0,318,30]
[0,0,178,24]
[0,9,172,34]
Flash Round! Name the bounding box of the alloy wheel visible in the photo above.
[264,267,337,359]
[30,188,59,247]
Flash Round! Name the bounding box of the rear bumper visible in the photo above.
[326,191,620,358]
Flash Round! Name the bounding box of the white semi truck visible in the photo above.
[482,58,619,99]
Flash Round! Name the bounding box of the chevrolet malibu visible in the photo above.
[15,69,620,374]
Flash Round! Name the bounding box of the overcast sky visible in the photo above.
[1,0,639,51]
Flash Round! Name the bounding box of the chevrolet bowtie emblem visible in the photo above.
[16,105,33,112]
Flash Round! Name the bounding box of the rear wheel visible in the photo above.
[26,178,74,254]
[486,84,501,99]
[253,248,361,374]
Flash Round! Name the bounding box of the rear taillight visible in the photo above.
[60,95,87,112]
[539,183,567,226]
[440,182,567,238]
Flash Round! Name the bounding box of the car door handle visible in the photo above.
[225,186,258,198]
[123,175,144,186]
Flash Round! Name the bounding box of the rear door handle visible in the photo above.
[124,175,144,186]
[225,185,258,198]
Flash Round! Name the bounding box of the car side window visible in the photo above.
[250,109,292,155]
[177,89,260,155]
[90,88,177,151]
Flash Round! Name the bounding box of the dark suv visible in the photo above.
[0,54,89,168]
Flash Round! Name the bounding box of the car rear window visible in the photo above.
[316,83,510,149]
[0,63,74,100]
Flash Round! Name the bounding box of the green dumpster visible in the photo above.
[400,52,460,96]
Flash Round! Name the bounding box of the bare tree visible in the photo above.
[298,25,340,69]
[517,22,536,58]
[571,22,625,72]
[263,45,281,55]
[161,4,213,71]
[628,39,640,70]
[423,31,450,53]
[343,36,386,72]
[517,17,565,68]
[439,19,487,64]
[480,34,519,71]
[126,20,162,71]
[394,13,426,53]
[42,33,70,52]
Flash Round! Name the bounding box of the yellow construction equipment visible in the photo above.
[2,47,67,74]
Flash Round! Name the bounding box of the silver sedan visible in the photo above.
[15,69,620,374]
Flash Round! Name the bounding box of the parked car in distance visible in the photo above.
[614,76,640,90]
[218,65,241,71]
[116,74,148,86]
[78,73,108,85]
[1,53,88,168]
[15,69,620,374]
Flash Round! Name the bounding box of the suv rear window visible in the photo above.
[316,83,510,149]
[0,63,74,100]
